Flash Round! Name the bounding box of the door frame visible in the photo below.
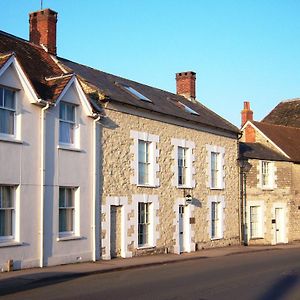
[272,203,288,245]
[173,198,195,254]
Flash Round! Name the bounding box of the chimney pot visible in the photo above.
[176,71,196,101]
[29,8,58,55]
[241,100,253,127]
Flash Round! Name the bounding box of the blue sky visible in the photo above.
[2,0,300,126]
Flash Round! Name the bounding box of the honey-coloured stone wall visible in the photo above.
[99,104,240,257]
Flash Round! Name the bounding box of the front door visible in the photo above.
[110,206,122,258]
[275,208,284,244]
[179,205,185,253]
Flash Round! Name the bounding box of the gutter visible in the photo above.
[40,102,51,268]
[92,114,101,261]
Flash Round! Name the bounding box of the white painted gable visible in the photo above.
[60,81,81,105]
[0,64,22,89]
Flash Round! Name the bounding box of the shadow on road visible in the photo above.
[0,272,87,297]
[258,272,299,300]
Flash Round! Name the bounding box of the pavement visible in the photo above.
[0,242,300,294]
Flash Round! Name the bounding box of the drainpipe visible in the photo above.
[40,102,50,268]
[92,114,101,261]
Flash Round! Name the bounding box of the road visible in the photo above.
[1,248,300,300]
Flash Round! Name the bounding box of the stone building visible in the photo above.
[0,7,241,270]
[239,101,300,245]
[58,58,241,259]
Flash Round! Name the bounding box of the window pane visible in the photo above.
[0,109,14,135]
[66,104,75,122]
[66,189,73,207]
[4,89,15,109]
[59,102,66,119]
[59,121,74,144]
[59,188,65,207]
[0,88,3,106]
[0,186,12,208]
[0,210,13,236]
[138,140,146,163]
[59,208,74,232]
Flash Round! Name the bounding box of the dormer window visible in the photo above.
[177,101,199,115]
[59,102,76,145]
[0,87,15,136]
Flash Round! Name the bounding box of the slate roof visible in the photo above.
[262,98,300,128]
[0,29,239,134]
[59,58,240,134]
[239,142,289,162]
[252,121,300,162]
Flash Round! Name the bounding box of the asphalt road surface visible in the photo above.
[1,248,300,300]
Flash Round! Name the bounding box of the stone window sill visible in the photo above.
[0,135,23,144]
[57,235,83,242]
[57,145,83,152]
[0,241,23,248]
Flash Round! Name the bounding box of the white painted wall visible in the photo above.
[0,63,41,270]
[43,82,95,266]
[0,64,98,270]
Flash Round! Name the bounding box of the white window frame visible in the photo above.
[208,196,225,240]
[130,131,159,187]
[133,194,159,249]
[171,138,195,188]
[0,86,16,137]
[0,185,15,242]
[259,160,276,190]
[58,187,79,238]
[206,145,225,189]
[59,101,78,147]
[247,200,264,239]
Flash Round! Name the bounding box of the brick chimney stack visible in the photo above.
[29,9,58,55]
[176,71,196,101]
[241,101,253,127]
[241,101,255,143]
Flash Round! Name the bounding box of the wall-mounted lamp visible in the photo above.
[185,194,193,205]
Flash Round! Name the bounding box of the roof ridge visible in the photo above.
[281,97,300,103]
[254,120,300,131]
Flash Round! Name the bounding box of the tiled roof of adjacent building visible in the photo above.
[262,98,300,128]
[0,30,65,101]
[239,142,289,162]
[59,58,239,134]
[252,121,300,162]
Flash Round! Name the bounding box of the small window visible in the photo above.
[0,87,15,135]
[0,186,14,240]
[138,202,150,247]
[59,102,76,145]
[178,147,188,186]
[122,85,151,102]
[177,101,199,115]
[59,187,75,235]
[138,140,151,185]
[260,160,275,190]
